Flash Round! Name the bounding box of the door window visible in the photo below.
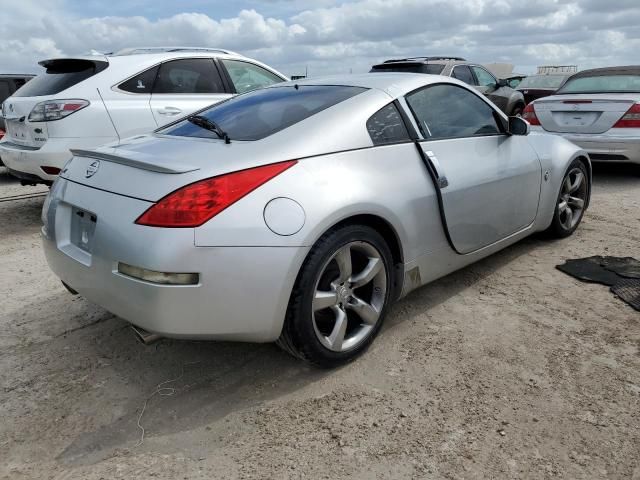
[118,66,159,93]
[366,103,410,145]
[0,81,11,102]
[451,65,474,85]
[406,84,502,140]
[153,59,224,94]
[471,66,497,88]
[221,59,284,94]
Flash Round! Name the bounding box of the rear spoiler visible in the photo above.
[70,149,200,174]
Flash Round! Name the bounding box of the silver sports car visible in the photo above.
[42,73,591,367]
[523,66,640,164]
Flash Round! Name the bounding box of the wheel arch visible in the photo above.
[302,213,406,300]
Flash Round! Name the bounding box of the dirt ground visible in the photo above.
[0,164,639,480]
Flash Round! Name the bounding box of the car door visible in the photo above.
[404,83,541,254]
[105,65,160,138]
[471,65,509,112]
[150,58,229,127]
[219,59,285,94]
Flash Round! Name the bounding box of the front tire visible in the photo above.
[277,225,394,368]
[545,159,589,238]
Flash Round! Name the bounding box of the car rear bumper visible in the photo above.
[42,178,308,342]
[531,128,640,164]
[0,136,118,182]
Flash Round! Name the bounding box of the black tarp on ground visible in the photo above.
[556,256,640,312]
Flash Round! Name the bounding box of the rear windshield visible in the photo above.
[370,64,445,75]
[557,74,640,94]
[518,75,567,89]
[13,60,107,97]
[161,85,367,141]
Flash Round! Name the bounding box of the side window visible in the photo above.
[153,59,224,94]
[471,66,497,88]
[366,103,410,145]
[451,66,474,85]
[0,81,11,102]
[118,66,159,93]
[405,84,502,140]
[221,59,284,94]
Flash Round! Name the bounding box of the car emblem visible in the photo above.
[85,160,100,178]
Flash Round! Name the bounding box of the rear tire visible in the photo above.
[277,225,394,368]
[510,103,524,117]
[545,159,589,238]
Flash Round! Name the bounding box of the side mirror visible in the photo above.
[497,78,508,88]
[508,116,530,136]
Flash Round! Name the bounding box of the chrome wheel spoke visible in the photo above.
[335,245,352,283]
[350,256,382,289]
[567,196,584,209]
[563,207,574,229]
[568,172,584,193]
[327,306,348,350]
[347,295,379,325]
[313,290,338,311]
[558,200,568,214]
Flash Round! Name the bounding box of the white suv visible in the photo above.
[0,47,287,185]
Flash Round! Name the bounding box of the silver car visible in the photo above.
[42,73,591,367]
[523,66,640,164]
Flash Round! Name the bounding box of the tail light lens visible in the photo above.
[136,160,297,228]
[0,129,4,140]
[41,166,61,175]
[522,103,540,126]
[28,99,89,122]
[612,103,640,128]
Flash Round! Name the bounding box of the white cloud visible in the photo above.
[0,0,638,77]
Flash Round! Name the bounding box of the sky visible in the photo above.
[0,0,638,78]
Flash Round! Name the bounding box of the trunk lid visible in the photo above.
[60,134,299,202]
[2,57,109,148]
[534,93,639,133]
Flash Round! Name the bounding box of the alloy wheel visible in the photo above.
[312,241,387,352]
[557,167,587,230]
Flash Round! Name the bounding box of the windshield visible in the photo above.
[557,74,640,94]
[161,85,367,141]
[370,64,445,75]
[518,75,567,89]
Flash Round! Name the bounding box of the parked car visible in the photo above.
[517,73,571,104]
[0,74,34,164]
[523,66,640,164]
[370,56,526,116]
[504,74,527,89]
[42,73,590,366]
[0,47,287,185]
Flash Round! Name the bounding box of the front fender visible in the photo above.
[526,132,591,231]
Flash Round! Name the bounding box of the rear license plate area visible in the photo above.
[70,207,97,253]
[6,119,29,142]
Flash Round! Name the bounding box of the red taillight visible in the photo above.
[41,166,61,175]
[135,160,297,228]
[0,129,5,139]
[522,103,540,126]
[612,103,640,128]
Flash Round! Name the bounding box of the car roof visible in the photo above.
[275,72,466,97]
[569,65,640,78]
[0,74,35,78]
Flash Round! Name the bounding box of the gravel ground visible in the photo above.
[0,164,639,480]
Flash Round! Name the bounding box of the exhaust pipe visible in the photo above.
[130,325,162,345]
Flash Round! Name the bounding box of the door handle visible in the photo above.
[425,151,449,188]
[157,107,182,116]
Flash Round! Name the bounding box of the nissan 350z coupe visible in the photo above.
[42,73,592,367]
